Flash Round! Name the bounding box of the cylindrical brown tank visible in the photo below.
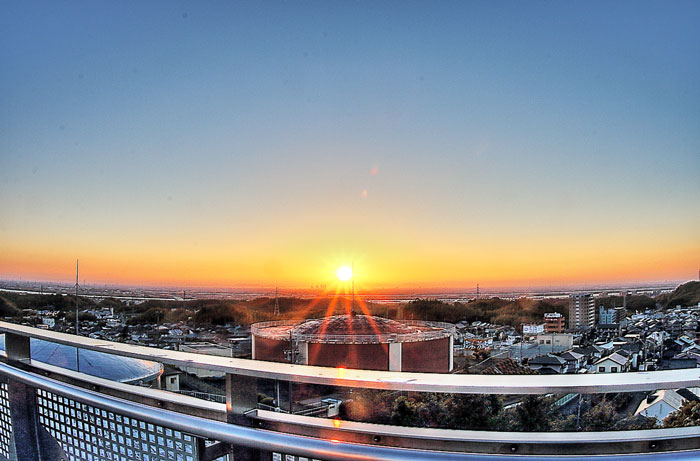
[251,314,454,373]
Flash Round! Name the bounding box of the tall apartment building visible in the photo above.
[569,293,595,329]
[544,312,565,333]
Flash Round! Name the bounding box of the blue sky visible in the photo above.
[1,1,699,287]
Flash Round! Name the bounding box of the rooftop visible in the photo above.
[252,315,454,344]
[0,335,162,384]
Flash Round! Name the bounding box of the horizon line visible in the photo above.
[0,276,690,296]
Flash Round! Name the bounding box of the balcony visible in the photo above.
[0,321,699,460]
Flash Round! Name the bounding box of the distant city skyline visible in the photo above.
[0,276,686,301]
[1,2,699,289]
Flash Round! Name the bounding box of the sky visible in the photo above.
[1,1,699,291]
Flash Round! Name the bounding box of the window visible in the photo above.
[599,367,605,372]
[611,366,618,373]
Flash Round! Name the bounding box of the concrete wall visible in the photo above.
[254,335,452,373]
[401,337,451,373]
[253,336,288,363]
[307,343,389,370]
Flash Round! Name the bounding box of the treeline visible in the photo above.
[0,292,95,313]
[0,297,19,317]
[0,292,395,327]
[3,291,570,329]
[596,295,655,314]
[658,281,700,309]
[403,298,568,328]
[7,280,697,329]
[124,296,390,326]
[340,390,658,432]
[0,292,103,320]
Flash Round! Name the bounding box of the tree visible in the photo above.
[513,396,551,431]
[551,414,578,431]
[447,394,503,430]
[119,326,130,341]
[390,396,421,426]
[64,312,97,323]
[664,400,700,428]
[0,297,19,317]
[581,400,615,431]
[613,415,658,430]
[128,308,165,325]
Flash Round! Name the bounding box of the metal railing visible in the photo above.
[2,321,698,394]
[177,390,227,404]
[0,321,699,460]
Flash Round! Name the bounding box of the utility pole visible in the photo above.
[75,259,80,374]
[576,394,584,430]
[288,330,296,364]
[351,262,355,311]
[552,331,555,353]
[274,287,280,316]
[74,259,79,336]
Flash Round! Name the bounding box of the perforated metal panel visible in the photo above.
[36,389,198,461]
[0,383,12,460]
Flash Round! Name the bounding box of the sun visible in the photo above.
[336,265,353,281]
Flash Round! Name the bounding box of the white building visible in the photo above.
[594,352,629,373]
[178,343,233,378]
[523,324,545,335]
[635,389,693,422]
[535,333,574,349]
[41,317,55,328]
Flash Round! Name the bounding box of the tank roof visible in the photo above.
[252,315,454,344]
[0,336,162,384]
[294,315,415,336]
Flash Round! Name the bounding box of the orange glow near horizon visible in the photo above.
[0,226,698,290]
[0,241,698,290]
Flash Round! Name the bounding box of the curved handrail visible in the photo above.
[2,361,700,460]
[1,321,699,394]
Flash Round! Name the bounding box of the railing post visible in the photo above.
[6,380,65,461]
[226,373,261,461]
[7,379,40,460]
[2,335,65,460]
[5,334,30,364]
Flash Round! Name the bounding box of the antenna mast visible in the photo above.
[274,287,280,316]
[74,259,79,335]
[351,262,355,311]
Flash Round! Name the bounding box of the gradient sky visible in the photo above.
[1,1,699,290]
